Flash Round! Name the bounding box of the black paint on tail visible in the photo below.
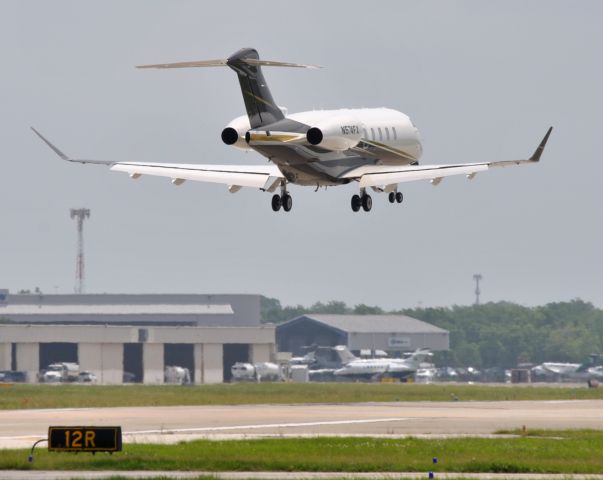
[226,48,285,129]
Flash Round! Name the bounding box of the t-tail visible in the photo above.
[333,345,358,364]
[137,48,319,129]
[405,348,432,369]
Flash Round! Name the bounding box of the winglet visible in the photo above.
[30,127,113,165]
[529,126,553,162]
[30,126,70,161]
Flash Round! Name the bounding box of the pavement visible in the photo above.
[2,400,603,449]
[3,400,603,479]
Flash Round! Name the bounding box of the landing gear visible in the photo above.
[388,191,404,205]
[361,193,372,212]
[282,193,293,212]
[271,194,282,212]
[271,183,293,213]
[351,191,372,212]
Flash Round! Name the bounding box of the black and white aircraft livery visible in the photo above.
[32,48,552,213]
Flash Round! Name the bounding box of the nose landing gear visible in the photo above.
[388,191,404,204]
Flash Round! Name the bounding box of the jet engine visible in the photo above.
[221,115,252,151]
[306,116,364,151]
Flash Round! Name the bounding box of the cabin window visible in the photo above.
[378,127,383,141]
[370,128,376,140]
[385,127,390,141]
[392,127,398,140]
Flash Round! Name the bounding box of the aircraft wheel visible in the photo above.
[362,194,372,212]
[388,192,396,203]
[351,194,361,212]
[282,194,293,212]
[396,191,404,204]
[271,194,282,212]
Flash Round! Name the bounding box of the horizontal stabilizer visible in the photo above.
[137,58,320,70]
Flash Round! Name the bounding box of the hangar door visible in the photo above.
[223,344,249,382]
[39,343,78,371]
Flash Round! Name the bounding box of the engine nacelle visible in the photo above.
[306,116,364,151]
[221,115,252,151]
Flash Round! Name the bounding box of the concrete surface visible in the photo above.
[2,400,603,449]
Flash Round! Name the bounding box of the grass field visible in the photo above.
[2,431,603,474]
[0,383,601,410]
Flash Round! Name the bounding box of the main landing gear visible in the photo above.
[351,191,373,212]
[351,190,404,212]
[271,184,293,212]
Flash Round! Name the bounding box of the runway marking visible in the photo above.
[123,417,411,435]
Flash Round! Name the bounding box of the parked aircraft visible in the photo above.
[333,347,432,380]
[32,48,552,213]
[532,355,603,382]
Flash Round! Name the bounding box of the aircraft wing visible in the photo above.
[31,127,284,191]
[110,162,283,190]
[343,127,552,188]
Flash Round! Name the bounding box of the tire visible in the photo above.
[282,194,293,212]
[351,194,361,212]
[396,191,403,203]
[271,194,282,212]
[388,192,395,203]
[362,194,372,212]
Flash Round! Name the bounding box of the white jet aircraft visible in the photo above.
[333,346,432,381]
[32,48,552,213]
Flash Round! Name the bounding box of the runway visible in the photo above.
[2,399,603,449]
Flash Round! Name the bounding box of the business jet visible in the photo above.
[333,346,432,381]
[31,47,552,213]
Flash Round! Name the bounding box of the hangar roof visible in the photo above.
[280,314,448,334]
[0,304,233,315]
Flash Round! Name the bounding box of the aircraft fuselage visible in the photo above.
[224,108,423,187]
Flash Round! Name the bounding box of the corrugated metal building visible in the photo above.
[276,314,449,356]
[0,293,274,384]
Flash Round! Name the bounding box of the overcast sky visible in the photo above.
[1,1,601,309]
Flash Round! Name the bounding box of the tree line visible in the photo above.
[261,297,603,368]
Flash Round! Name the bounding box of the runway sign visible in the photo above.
[48,426,122,452]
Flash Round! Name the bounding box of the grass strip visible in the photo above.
[1,383,601,410]
[2,433,603,474]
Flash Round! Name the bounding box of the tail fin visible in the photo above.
[333,345,358,364]
[137,48,319,129]
[405,348,432,369]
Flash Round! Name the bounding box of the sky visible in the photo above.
[1,1,601,310]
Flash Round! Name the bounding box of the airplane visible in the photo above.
[333,346,432,381]
[31,47,552,213]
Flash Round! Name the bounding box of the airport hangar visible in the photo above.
[0,293,274,384]
[276,314,449,357]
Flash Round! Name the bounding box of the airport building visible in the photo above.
[276,314,449,356]
[0,293,275,384]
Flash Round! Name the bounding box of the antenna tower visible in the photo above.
[70,208,90,294]
[473,273,483,305]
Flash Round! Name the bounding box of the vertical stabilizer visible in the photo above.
[405,349,432,369]
[226,48,284,128]
[333,345,358,364]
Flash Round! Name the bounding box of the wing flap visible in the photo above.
[356,164,489,188]
[110,162,283,189]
